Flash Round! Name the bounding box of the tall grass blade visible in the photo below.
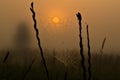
[30,2,49,80]
[3,50,10,63]
[101,37,106,54]
[76,12,86,80]
[22,58,35,80]
[86,24,92,80]
[64,69,68,80]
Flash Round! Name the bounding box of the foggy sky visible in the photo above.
[0,0,120,53]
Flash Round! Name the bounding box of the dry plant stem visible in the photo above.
[64,68,68,80]
[30,2,49,80]
[76,12,86,80]
[86,24,92,80]
[3,51,10,63]
[22,59,35,80]
[101,37,106,53]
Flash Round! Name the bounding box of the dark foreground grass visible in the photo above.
[0,49,120,80]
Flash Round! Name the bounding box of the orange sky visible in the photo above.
[0,0,120,53]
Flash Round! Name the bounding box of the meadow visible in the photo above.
[0,49,120,80]
[0,2,120,80]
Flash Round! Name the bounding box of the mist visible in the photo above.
[0,0,120,53]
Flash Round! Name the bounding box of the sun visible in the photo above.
[52,17,60,24]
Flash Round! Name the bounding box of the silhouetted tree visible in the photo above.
[14,22,30,49]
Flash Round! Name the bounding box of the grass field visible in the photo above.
[0,49,120,80]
